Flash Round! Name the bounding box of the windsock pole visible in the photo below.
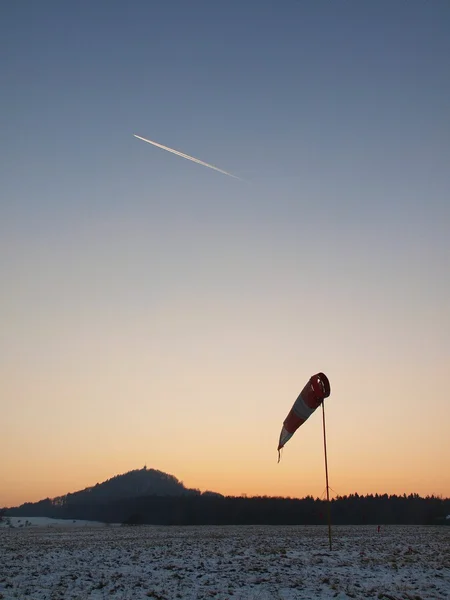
[322,400,332,551]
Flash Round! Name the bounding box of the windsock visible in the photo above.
[278,372,331,461]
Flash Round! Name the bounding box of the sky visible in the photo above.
[1,0,449,508]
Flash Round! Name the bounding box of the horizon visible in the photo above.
[2,1,449,507]
[4,465,450,510]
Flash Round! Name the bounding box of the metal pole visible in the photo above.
[322,400,332,551]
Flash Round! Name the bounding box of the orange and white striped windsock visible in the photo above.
[278,373,331,461]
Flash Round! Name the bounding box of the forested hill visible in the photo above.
[5,467,199,516]
[62,467,191,502]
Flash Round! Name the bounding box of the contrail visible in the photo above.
[134,134,242,180]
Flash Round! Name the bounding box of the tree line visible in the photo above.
[5,493,449,526]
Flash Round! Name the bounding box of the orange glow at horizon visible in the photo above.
[3,360,449,507]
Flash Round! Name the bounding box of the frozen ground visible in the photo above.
[0,524,448,599]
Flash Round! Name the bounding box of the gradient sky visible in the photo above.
[2,1,449,508]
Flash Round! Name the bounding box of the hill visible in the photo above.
[58,467,190,503]
[5,467,199,518]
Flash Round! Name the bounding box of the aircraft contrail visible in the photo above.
[134,134,242,180]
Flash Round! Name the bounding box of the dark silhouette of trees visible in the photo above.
[4,468,449,526]
[5,493,449,527]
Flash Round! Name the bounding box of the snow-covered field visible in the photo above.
[0,524,448,599]
[0,516,108,529]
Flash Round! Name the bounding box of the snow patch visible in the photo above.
[0,516,108,528]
